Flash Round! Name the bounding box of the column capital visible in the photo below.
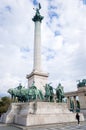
[32,11,44,22]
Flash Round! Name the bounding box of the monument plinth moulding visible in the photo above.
[26,6,48,93]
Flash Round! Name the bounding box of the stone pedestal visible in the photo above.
[1,102,84,126]
[27,71,48,93]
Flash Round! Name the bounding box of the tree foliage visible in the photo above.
[0,96,12,116]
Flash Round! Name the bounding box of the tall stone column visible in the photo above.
[32,13,43,72]
[27,6,48,93]
[73,96,76,111]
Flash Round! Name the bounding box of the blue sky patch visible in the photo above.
[5,6,12,13]
[82,0,86,4]
[48,11,59,20]
[46,48,56,61]
[54,31,61,36]
[20,47,30,53]
[47,48,54,52]
[46,55,54,61]
[57,23,61,27]
[49,5,57,10]
[32,0,38,6]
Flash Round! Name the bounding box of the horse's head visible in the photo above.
[8,88,13,94]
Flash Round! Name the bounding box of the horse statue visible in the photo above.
[28,82,44,101]
[44,83,54,102]
[16,86,29,102]
[8,84,29,102]
[77,79,86,88]
[56,83,64,102]
[8,82,44,102]
[8,88,16,100]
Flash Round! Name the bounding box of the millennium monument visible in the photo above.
[1,3,84,126]
[26,3,48,93]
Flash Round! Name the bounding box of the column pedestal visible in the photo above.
[26,71,48,93]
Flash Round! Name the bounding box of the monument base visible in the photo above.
[27,71,48,93]
[1,102,84,126]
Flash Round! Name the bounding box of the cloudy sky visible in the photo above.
[0,0,86,96]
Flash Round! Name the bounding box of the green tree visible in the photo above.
[0,96,12,116]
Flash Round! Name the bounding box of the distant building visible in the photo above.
[65,79,86,117]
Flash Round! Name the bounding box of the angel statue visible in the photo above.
[32,3,44,22]
[35,3,41,16]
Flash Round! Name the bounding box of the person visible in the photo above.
[76,113,80,125]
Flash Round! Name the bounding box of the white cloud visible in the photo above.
[0,0,86,96]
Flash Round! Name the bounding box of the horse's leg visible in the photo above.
[38,92,41,100]
[48,96,50,102]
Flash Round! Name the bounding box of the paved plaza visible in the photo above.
[0,124,21,130]
[0,122,86,130]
